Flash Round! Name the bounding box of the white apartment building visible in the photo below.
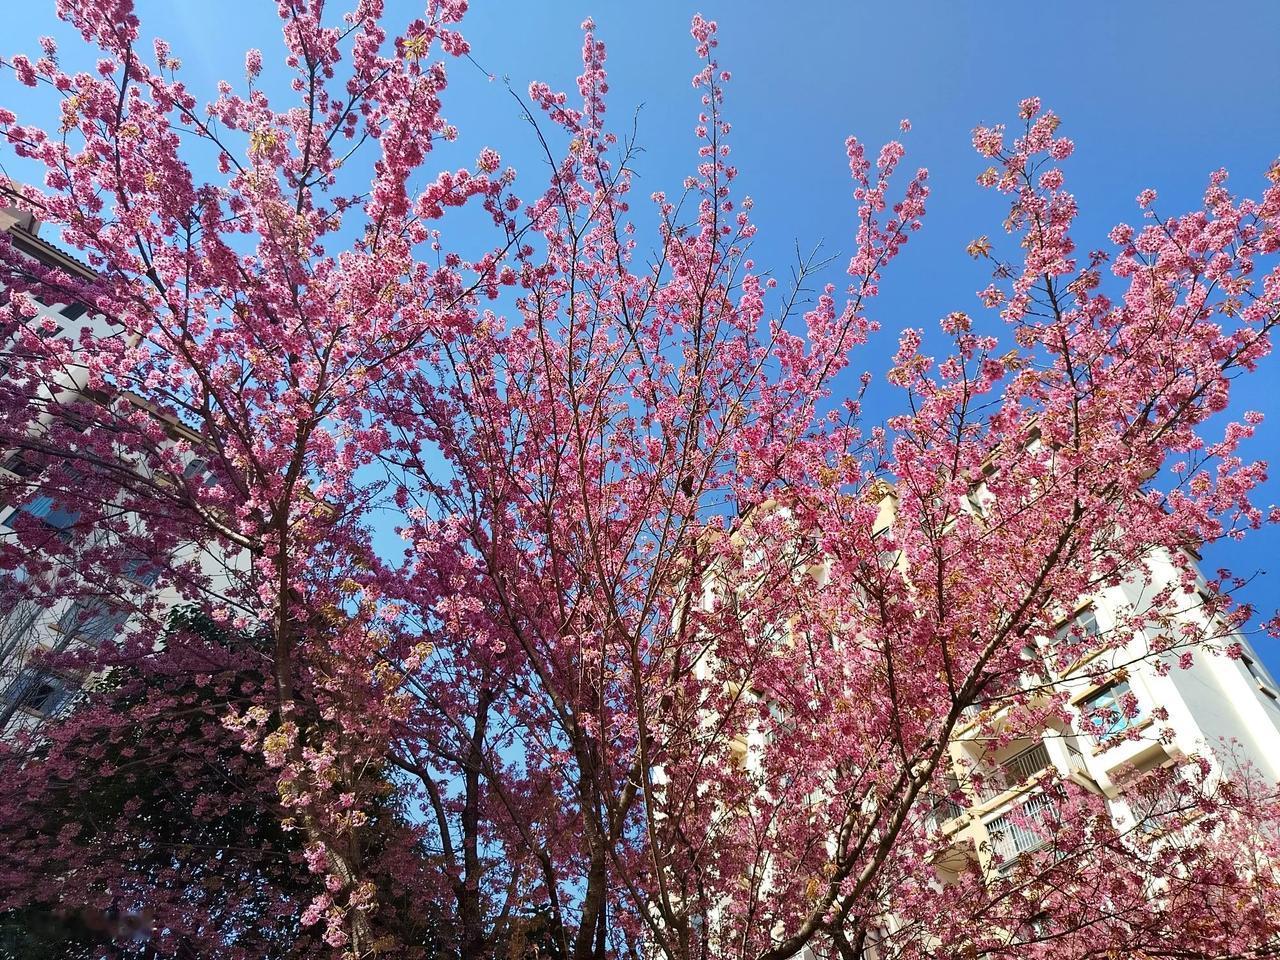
[875,457,1280,887]
[699,477,1280,956]
[0,205,231,735]
[931,543,1280,880]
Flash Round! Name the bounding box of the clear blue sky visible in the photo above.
[6,2,1280,672]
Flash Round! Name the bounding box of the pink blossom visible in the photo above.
[0,2,1277,953]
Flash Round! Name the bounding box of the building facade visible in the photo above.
[709,483,1280,957]
[931,540,1280,881]
[0,205,229,736]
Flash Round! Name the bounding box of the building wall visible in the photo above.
[0,207,243,734]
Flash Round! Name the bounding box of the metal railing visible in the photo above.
[987,792,1056,871]
[924,793,965,831]
[976,741,1051,801]
[1063,736,1089,775]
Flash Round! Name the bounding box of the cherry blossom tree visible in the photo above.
[1,2,1279,959]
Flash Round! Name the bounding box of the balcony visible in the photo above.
[1063,736,1089,777]
[986,791,1057,873]
[924,793,965,832]
[975,741,1051,802]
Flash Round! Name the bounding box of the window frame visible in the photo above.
[2,667,76,718]
[1079,679,1138,744]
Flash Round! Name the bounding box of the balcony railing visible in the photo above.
[1063,736,1089,776]
[987,792,1057,871]
[1005,742,1051,782]
[975,741,1051,801]
[924,793,965,831]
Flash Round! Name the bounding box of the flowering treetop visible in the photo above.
[1,2,1279,958]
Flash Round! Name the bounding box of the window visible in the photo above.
[1016,912,1053,942]
[14,491,81,543]
[0,572,43,664]
[58,302,87,321]
[0,453,43,480]
[1055,607,1100,648]
[181,457,215,490]
[55,597,129,645]
[872,528,901,571]
[1081,680,1138,743]
[1242,655,1261,682]
[121,552,161,587]
[0,598,41,652]
[1242,654,1272,687]
[2,668,74,718]
[926,772,965,828]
